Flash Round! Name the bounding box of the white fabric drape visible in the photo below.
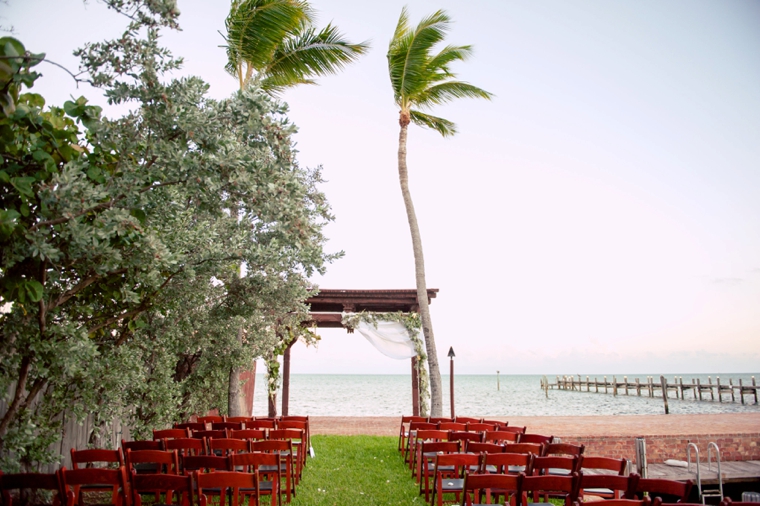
[356,320,417,360]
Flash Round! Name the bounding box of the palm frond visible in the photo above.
[224,0,310,83]
[409,109,457,137]
[416,81,494,108]
[390,5,410,47]
[260,23,369,93]
[387,9,451,105]
[427,44,473,74]
[260,75,317,95]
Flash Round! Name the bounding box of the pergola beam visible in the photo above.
[303,288,439,328]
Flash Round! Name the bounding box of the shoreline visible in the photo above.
[309,413,760,437]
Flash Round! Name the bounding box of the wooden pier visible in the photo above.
[544,375,760,405]
[647,460,760,486]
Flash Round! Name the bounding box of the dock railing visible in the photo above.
[546,374,759,405]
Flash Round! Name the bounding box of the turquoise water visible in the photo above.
[251,373,760,417]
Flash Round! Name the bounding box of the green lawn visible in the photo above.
[291,435,423,505]
[288,436,564,506]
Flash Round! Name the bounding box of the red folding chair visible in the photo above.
[195,471,259,506]
[519,473,579,506]
[58,467,128,506]
[251,439,296,501]
[68,449,124,506]
[430,453,480,506]
[399,415,428,453]
[228,453,281,506]
[129,471,193,506]
[461,472,522,506]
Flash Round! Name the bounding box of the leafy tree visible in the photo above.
[224,0,369,94]
[0,0,336,469]
[387,7,493,417]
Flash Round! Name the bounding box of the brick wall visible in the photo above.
[568,433,760,463]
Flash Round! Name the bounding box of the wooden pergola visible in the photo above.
[278,288,439,416]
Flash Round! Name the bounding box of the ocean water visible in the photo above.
[251,373,760,417]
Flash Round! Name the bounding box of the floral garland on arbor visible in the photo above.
[341,311,430,416]
[265,325,321,403]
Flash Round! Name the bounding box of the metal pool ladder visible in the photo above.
[687,442,723,504]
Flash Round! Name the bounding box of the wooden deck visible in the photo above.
[647,460,760,485]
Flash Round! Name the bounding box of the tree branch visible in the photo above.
[51,268,129,311]
[0,355,32,441]
[90,267,182,341]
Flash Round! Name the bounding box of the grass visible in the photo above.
[289,436,567,506]
[291,435,422,505]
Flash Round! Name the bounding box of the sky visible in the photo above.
[4,0,760,375]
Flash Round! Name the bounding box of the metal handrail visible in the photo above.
[687,442,702,503]
[707,442,724,500]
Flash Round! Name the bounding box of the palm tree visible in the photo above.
[387,7,493,417]
[224,0,369,93]
[223,0,368,417]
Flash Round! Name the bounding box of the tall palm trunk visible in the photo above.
[397,112,443,418]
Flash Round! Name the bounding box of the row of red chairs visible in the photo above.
[398,416,525,453]
[174,419,307,434]
[150,429,304,453]
[0,468,265,506]
[178,416,309,438]
[455,471,674,506]
[125,445,296,496]
[42,439,301,505]
[153,423,309,481]
[426,459,694,506]
[405,429,562,470]
[416,449,622,498]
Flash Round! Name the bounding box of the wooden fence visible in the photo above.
[0,382,130,472]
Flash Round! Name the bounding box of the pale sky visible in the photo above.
[5,0,760,375]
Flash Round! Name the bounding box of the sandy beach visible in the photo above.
[310,413,760,437]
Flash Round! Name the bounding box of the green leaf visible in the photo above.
[130,208,147,224]
[10,176,35,198]
[24,280,43,303]
[20,93,45,108]
[0,208,20,239]
[87,166,105,184]
[63,100,81,117]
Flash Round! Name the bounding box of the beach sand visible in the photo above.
[310,413,760,437]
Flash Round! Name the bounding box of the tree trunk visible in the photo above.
[0,356,32,447]
[397,117,443,417]
[266,352,279,418]
[228,365,245,417]
[228,328,247,417]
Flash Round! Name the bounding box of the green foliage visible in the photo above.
[0,1,337,468]
[0,37,45,116]
[386,7,493,136]
[224,0,369,93]
[292,435,419,506]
